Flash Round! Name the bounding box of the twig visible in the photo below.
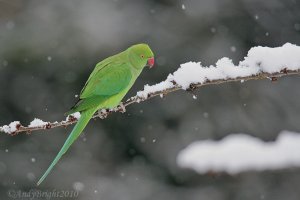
[1,68,299,135]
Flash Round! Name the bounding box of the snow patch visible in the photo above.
[137,81,174,98]
[0,121,20,134]
[177,130,300,174]
[72,112,81,120]
[66,112,81,121]
[137,43,300,95]
[28,118,48,127]
[240,43,300,73]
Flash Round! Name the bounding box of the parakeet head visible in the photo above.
[128,43,154,69]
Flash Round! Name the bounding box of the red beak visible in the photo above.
[147,57,155,68]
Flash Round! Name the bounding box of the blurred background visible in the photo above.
[0,0,300,199]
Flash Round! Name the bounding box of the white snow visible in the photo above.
[28,118,49,127]
[73,181,85,191]
[137,81,174,98]
[72,112,81,120]
[137,43,300,96]
[66,112,81,121]
[177,130,300,174]
[240,43,300,73]
[230,46,236,52]
[0,121,20,134]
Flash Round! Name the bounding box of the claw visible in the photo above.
[98,109,108,119]
[118,102,126,113]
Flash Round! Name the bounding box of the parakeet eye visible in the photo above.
[141,55,144,58]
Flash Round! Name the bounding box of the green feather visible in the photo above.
[37,109,95,185]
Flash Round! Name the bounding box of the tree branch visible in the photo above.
[1,69,299,135]
[1,43,300,135]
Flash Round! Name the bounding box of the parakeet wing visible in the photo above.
[80,62,132,98]
[66,62,132,114]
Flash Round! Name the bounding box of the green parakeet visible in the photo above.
[37,43,154,185]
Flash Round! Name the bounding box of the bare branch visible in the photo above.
[1,68,299,135]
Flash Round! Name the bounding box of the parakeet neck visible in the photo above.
[128,51,145,71]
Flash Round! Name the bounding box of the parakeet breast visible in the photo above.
[97,68,142,109]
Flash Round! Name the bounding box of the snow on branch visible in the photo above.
[1,43,300,135]
[177,131,300,174]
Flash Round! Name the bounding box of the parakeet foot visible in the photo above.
[118,102,126,113]
[98,109,109,119]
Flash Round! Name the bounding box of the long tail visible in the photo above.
[37,108,96,185]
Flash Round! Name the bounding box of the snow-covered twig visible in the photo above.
[1,43,300,135]
[177,130,300,174]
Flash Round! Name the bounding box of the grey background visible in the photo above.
[0,0,300,199]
